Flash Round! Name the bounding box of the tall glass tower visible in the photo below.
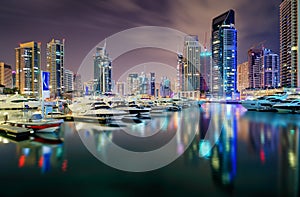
[46,38,65,97]
[211,10,237,98]
[93,47,112,94]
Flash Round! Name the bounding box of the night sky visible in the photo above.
[0,0,281,82]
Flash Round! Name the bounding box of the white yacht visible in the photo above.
[0,94,29,109]
[273,99,300,113]
[241,92,288,111]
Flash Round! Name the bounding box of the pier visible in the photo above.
[0,124,33,140]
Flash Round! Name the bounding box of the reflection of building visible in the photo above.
[209,105,237,192]
[0,135,65,174]
[280,0,299,88]
[15,41,41,96]
[183,35,201,91]
[0,62,12,88]
[93,47,112,93]
[211,10,237,98]
[278,126,299,196]
[237,62,249,92]
[47,39,65,97]
[64,69,73,92]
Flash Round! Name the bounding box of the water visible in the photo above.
[0,103,299,197]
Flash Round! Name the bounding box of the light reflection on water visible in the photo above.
[0,104,299,196]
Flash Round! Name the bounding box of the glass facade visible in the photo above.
[15,41,41,96]
[46,39,65,97]
[211,10,237,98]
[93,47,112,94]
[280,0,298,87]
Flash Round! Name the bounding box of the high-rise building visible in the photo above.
[138,72,149,95]
[46,39,65,97]
[160,76,172,98]
[64,69,73,92]
[183,35,201,91]
[176,53,184,93]
[150,72,155,96]
[73,73,83,92]
[200,50,212,92]
[12,71,16,88]
[248,48,263,89]
[211,10,237,98]
[280,0,299,87]
[261,48,280,88]
[127,73,139,95]
[0,62,12,88]
[248,47,280,89]
[15,41,41,96]
[237,62,249,92]
[93,47,112,94]
[116,82,125,96]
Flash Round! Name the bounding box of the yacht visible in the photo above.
[273,99,300,113]
[241,92,288,111]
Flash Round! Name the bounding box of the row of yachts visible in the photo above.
[241,92,300,113]
[67,97,203,120]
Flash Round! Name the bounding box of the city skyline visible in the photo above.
[0,0,281,79]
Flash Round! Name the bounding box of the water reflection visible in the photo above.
[0,128,65,174]
[76,107,200,172]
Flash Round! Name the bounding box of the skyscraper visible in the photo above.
[248,47,280,89]
[127,73,139,95]
[248,48,263,89]
[280,0,299,87]
[183,35,201,91]
[211,10,237,98]
[93,47,112,94]
[64,69,73,92]
[261,48,280,88]
[0,62,12,88]
[116,82,125,96]
[15,41,41,96]
[47,39,65,97]
[150,72,155,96]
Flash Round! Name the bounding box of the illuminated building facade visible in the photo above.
[280,0,299,87]
[237,62,249,92]
[93,47,112,94]
[248,48,280,89]
[127,73,139,95]
[0,62,12,88]
[183,35,201,91]
[116,82,125,96]
[150,72,155,96]
[46,39,65,97]
[64,69,73,92]
[200,51,212,92]
[15,41,41,96]
[160,76,172,97]
[211,10,237,98]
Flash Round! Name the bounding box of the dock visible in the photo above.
[0,124,33,140]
